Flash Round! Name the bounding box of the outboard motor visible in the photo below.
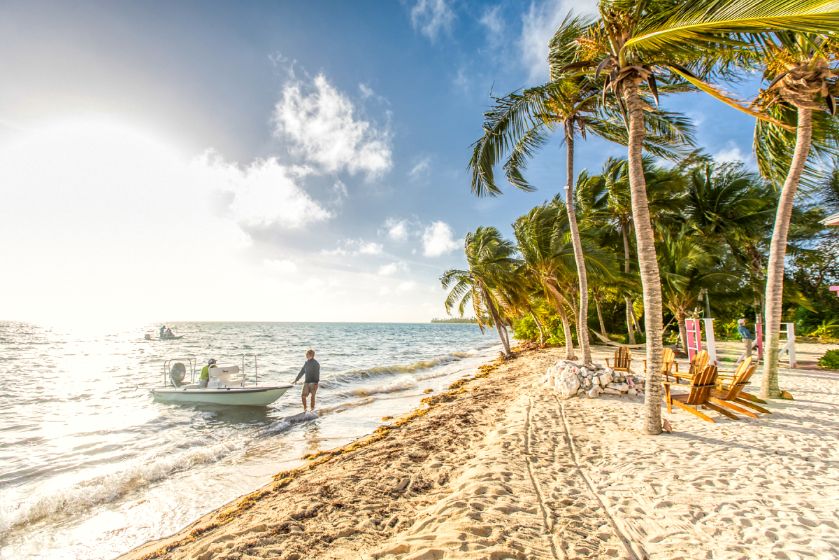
[169,362,187,387]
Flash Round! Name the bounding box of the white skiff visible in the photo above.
[151,356,291,407]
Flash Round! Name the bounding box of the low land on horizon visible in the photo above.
[122,340,838,560]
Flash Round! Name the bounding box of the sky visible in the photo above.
[0,0,762,326]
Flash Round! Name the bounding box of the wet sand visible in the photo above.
[121,341,839,560]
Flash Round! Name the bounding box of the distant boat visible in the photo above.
[144,333,185,341]
[151,356,291,407]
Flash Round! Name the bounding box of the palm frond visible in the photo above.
[627,0,839,57]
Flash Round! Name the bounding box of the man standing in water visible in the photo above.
[294,349,320,412]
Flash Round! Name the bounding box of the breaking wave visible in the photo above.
[325,351,476,387]
[0,440,243,534]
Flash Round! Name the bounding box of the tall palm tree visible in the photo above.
[576,157,686,342]
[469,15,693,365]
[513,201,580,358]
[752,33,838,398]
[441,227,518,357]
[562,0,839,433]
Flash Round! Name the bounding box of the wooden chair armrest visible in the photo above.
[605,359,612,367]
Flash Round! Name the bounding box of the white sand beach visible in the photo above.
[122,341,839,560]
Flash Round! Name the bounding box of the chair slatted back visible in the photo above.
[686,364,718,405]
[718,358,756,401]
[661,347,675,374]
[689,350,710,376]
[613,346,632,371]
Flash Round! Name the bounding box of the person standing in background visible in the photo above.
[736,319,754,365]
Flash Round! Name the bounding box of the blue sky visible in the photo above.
[0,0,760,325]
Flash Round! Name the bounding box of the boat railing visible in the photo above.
[241,354,259,387]
[163,357,196,387]
[160,355,263,388]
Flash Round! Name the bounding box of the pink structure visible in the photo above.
[831,286,839,297]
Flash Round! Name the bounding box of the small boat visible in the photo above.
[152,356,291,407]
[144,333,185,341]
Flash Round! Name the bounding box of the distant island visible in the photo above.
[430,317,477,324]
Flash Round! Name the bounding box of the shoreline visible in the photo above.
[121,342,839,560]
[120,348,520,560]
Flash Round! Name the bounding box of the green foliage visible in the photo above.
[808,320,839,342]
[817,349,839,370]
[511,313,570,346]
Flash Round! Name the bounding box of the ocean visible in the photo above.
[0,321,499,559]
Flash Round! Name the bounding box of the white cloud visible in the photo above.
[713,142,754,166]
[273,74,392,179]
[410,0,455,42]
[323,238,384,257]
[377,261,409,276]
[453,67,470,94]
[479,5,504,37]
[408,157,431,180]
[519,0,598,82]
[193,152,332,230]
[359,83,374,99]
[263,258,298,274]
[422,221,460,257]
[333,179,349,202]
[383,218,410,241]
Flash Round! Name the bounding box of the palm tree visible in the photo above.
[657,226,736,352]
[441,227,518,357]
[561,0,839,433]
[576,157,686,342]
[682,161,776,321]
[751,33,839,398]
[513,201,579,358]
[469,15,693,365]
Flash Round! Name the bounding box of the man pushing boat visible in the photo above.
[294,349,320,412]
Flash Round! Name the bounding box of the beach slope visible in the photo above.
[122,345,839,559]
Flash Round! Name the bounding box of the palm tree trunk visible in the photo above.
[564,125,592,365]
[677,311,688,355]
[530,309,546,346]
[761,108,812,399]
[483,287,512,357]
[545,282,576,360]
[622,225,637,344]
[557,306,575,360]
[593,293,608,338]
[624,80,664,435]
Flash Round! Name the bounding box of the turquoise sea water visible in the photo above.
[0,321,499,560]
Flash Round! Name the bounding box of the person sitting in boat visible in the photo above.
[164,327,175,339]
[294,349,320,413]
[199,358,216,388]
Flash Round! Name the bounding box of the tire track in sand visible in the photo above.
[555,394,641,560]
[524,396,563,560]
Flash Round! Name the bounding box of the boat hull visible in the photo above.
[152,385,291,406]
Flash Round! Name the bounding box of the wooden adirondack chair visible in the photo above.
[643,347,676,380]
[709,358,770,417]
[671,350,710,384]
[606,346,632,373]
[663,363,731,423]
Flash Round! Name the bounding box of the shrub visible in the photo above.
[817,349,839,370]
[808,320,839,343]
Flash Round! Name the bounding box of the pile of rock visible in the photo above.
[544,359,645,399]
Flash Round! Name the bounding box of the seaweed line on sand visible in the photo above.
[134,348,520,560]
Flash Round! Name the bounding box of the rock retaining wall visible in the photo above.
[544,360,645,399]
